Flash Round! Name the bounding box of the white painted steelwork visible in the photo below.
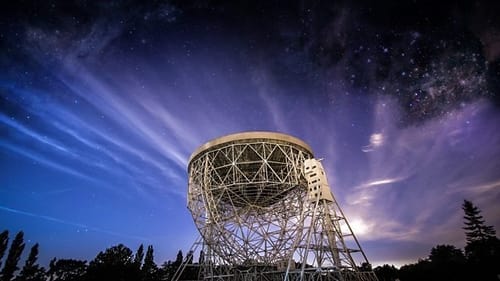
[183,131,378,281]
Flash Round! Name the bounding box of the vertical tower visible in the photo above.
[284,159,377,281]
[184,132,378,281]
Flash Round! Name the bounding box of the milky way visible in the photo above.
[1,1,500,267]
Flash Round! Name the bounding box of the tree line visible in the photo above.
[0,231,198,281]
[1,199,499,281]
[373,200,500,281]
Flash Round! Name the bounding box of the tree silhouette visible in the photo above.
[174,250,183,267]
[0,231,8,269]
[373,264,398,281]
[186,250,194,264]
[158,261,174,281]
[428,245,465,264]
[14,243,45,281]
[141,245,158,281]
[428,245,466,281]
[359,262,372,272]
[47,258,87,281]
[462,200,500,280]
[134,244,144,270]
[462,200,496,243]
[399,259,431,281]
[1,231,25,281]
[86,244,140,281]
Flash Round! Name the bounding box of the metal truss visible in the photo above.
[184,132,378,281]
[284,194,378,281]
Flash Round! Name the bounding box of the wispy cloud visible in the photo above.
[343,99,500,244]
[0,205,151,242]
[14,13,192,199]
[2,77,188,199]
[252,66,289,132]
[57,65,190,170]
[356,177,405,189]
[0,141,96,183]
[449,179,500,195]
[0,114,73,155]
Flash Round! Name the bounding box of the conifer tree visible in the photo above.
[142,245,157,281]
[14,243,45,281]
[462,200,496,243]
[0,231,9,269]
[134,244,144,269]
[174,250,183,267]
[186,251,193,264]
[462,199,500,280]
[1,231,25,281]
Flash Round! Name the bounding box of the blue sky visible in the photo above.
[1,0,500,268]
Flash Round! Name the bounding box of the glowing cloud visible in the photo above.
[355,177,404,189]
[362,133,384,152]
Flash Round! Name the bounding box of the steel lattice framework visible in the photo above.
[184,132,378,281]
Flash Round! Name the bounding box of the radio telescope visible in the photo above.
[182,132,378,281]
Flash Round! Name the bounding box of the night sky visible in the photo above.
[1,0,500,268]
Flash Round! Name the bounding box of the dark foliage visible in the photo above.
[85,244,140,281]
[1,231,25,281]
[47,258,87,281]
[462,200,500,280]
[158,261,174,280]
[0,231,8,269]
[462,200,496,243]
[174,250,183,267]
[358,262,372,272]
[428,245,467,281]
[186,251,194,265]
[464,236,500,280]
[14,244,45,281]
[428,245,465,264]
[141,245,158,281]
[398,259,432,281]
[373,264,398,281]
[372,200,500,281]
[134,244,144,270]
